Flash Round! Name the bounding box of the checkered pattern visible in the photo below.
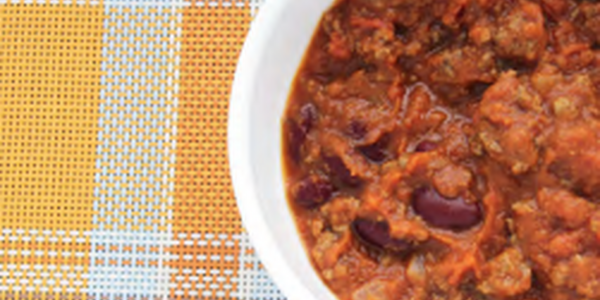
[0,0,286,299]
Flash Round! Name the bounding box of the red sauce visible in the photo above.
[283,0,600,299]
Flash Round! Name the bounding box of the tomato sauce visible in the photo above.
[282,0,600,299]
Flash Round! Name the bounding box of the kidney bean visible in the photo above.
[323,155,362,187]
[412,187,482,231]
[357,135,390,163]
[293,176,334,209]
[286,120,305,163]
[347,120,368,140]
[352,218,413,254]
[468,81,492,99]
[394,23,409,42]
[299,103,317,134]
[285,104,317,164]
[414,140,438,152]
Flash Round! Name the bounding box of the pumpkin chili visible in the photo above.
[282,0,600,299]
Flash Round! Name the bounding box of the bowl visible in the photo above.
[228,0,338,299]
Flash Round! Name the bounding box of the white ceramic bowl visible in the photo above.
[228,0,337,299]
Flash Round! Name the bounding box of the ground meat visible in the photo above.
[283,1,600,299]
[513,191,600,299]
[312,230,353,270]
[536,188,593,229]
[550,255,600,298]
[579,2,600,45]
[493,1,547,62]
[477,248,532,297]
[475,72,547,175]
[432,163,473,198]
[545,121,600,196]
[403,85,436,135]
[425,46,498,101]
[351,279,405,300]
[321,197,361,231]
[549,21,595,72]
[546,230,584,258]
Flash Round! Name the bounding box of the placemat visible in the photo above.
[0,0,286,299]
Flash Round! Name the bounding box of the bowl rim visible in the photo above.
[228,1,319,299]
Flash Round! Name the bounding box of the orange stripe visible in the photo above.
[0,3,104,231]
[0,4,105,298]
[173,2,251,235]
[170,1,253,298]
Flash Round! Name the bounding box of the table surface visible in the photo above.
[0,0,287,299]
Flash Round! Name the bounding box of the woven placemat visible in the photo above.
[0,0,285,299]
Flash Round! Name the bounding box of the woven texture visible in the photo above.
[0,0,286,299]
